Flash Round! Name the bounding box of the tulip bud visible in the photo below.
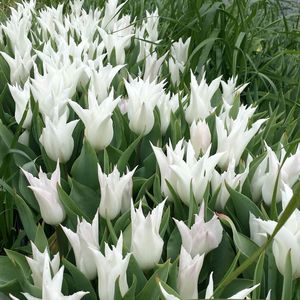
[61,214,99,280]
[174,203,223,257]
[131,200,165,269]
[39,109,78,163]
[178,246,204,299]
[21,161,65,225]
[68,90,120,151]
[90,233,130,300]
[98,165,136,220]
[189,120,211,156]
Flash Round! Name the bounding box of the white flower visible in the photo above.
[174,203,223,257]
[171,37,191,66]
[189,120,211,156]
[169,58,182,86]
[26,242,60,289]
[98,28,133,65]
[11,262,88,300]
[156,92,173,134]
[125,77,165,135]
[177,246,204,299]
[212,158,250,209]
[21,161,65,225]
[68,90,120,151]
[8,80,32,129]
[101,0,126,32]
[90,233,130,300]
[61,214,99,280]
[221,76,248,105]
[185,71,222,124]
[143,51,167,82]
[205,272,259,299]
[90,64,124,102]
[39,109,78,163]
[1,48,36,84]
[131,200,165,269]
[98,165,136,220]
[216,104,266,169]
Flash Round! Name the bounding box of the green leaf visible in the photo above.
[167,227,181,262]
[252,251,265,300]
[126,255,147,294]
[136,260,170,300]
[281,250,293,300]
[117,134,142,173]
[57,185,90,223]
[34,224,48,252]
[71,139,99,189]
[63,258,97,300]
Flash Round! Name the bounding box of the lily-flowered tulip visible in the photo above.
[185,71,222,124]
[101,0,126,32]
[171,37,191,66]
[8,80,32,129]
[125,77,165,135]
[143,51,168,82]
[221,76,248,105]
[1,48,36,84]
[21,161,65,225]
[90,233,130,300]
[216,104,266,169]
[205,272,259,299]
[131,200,165,269]
[39,109,78,163]
[11,261,88,300]
[174,204,223,257]
[212,158,250,209]
[251,143,300,205]
[61,214,99,280]
[98,165,136,220]
[69,90,120,151]
[26,242,60,289]
[250,186,300,279]
[189,120,211,156]
[177,246,204,299]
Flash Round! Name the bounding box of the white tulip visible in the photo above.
[174,203,223,257]
[21,161,65,225]
[8,80,32,129]
[68,90,120,151]
[177,246,204,299]
[131,200,165,269]
[185,71,222,124]
[90,233,130,300]
[221,76,248,105]
[171,37,191,66]
[98,165,136,220]
[39,109,78,163]
[189,120,211,156]
[143,51,167,82]
[26,242,60,289]
[61,214,99,280]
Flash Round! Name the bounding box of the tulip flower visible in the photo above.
[98,165,136,220]
[11,260,88,300]
[205,272,259,299]
[185,71,222,124]
[21,161,65,225]
[90,233,130,300]
[171,37,191,66]
[212,158,250,209]
[189,120,211,156]
[169,58,181,86]
[251,186,300,279]
[68,90,120,151]
[131,200,165,269]
[216,104,266,169]
[101,0,126,32]
[8,80,32,129]
[177,246,204,299]
[90,64,124,102]
[26,242,60,289]
[174,203,223,257]
[143,51,168,82]
[1,48,36,84]
[156,92,173,134]
[221,76,248,105]
[61,214,99,280]
[98,28,133,65]
[125,77,165,135]
[39,109,78,163]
